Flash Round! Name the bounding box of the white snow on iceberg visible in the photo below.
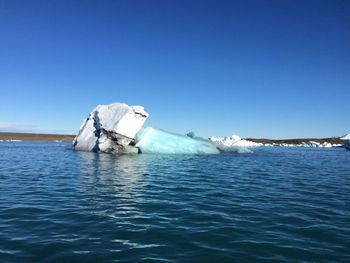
[209,135,262,150]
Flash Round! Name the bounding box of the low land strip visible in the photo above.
[0,132,75,141]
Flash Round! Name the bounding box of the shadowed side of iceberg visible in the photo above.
[135,127,220,154]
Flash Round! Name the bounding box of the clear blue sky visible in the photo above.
[0,0,349,138]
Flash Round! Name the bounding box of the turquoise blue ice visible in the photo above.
[135,127,220,154]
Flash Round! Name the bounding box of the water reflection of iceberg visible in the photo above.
[76,152,164,249]
[77,152,151,215]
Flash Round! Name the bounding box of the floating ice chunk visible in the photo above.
[73,103,148,153]
[289,141,336,148]
[135,127,220,154]
[340,133,350,150]
[321,142,332,148]
[340,133,350,140]
[308,141,321,147]
[332,144,342,147]
[209,135,262,149]
[186,131,196,138]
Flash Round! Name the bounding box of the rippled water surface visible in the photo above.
[0,142,349,262]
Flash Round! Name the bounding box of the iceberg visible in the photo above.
[209,135,262,149]
[302,141,332,148]
[135,127,219,154]
[73,102,220,154]
[304,141,321,148]
[340,133,350,150]
[73,103,148,153]
[208,135,259,153]
[340,133,350,141]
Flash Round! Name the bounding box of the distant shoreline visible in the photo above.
[0,132,75,142]
[246,137,342,145]
[0,132,343,145]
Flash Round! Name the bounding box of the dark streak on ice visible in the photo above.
[92,111,101,152]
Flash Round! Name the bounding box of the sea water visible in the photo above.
[0,141,349,262]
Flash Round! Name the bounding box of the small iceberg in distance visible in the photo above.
[340,133,350,140]
[209,135,261,152]
[340,133,350,150]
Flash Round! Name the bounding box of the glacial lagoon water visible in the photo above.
[0,141,349,262]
